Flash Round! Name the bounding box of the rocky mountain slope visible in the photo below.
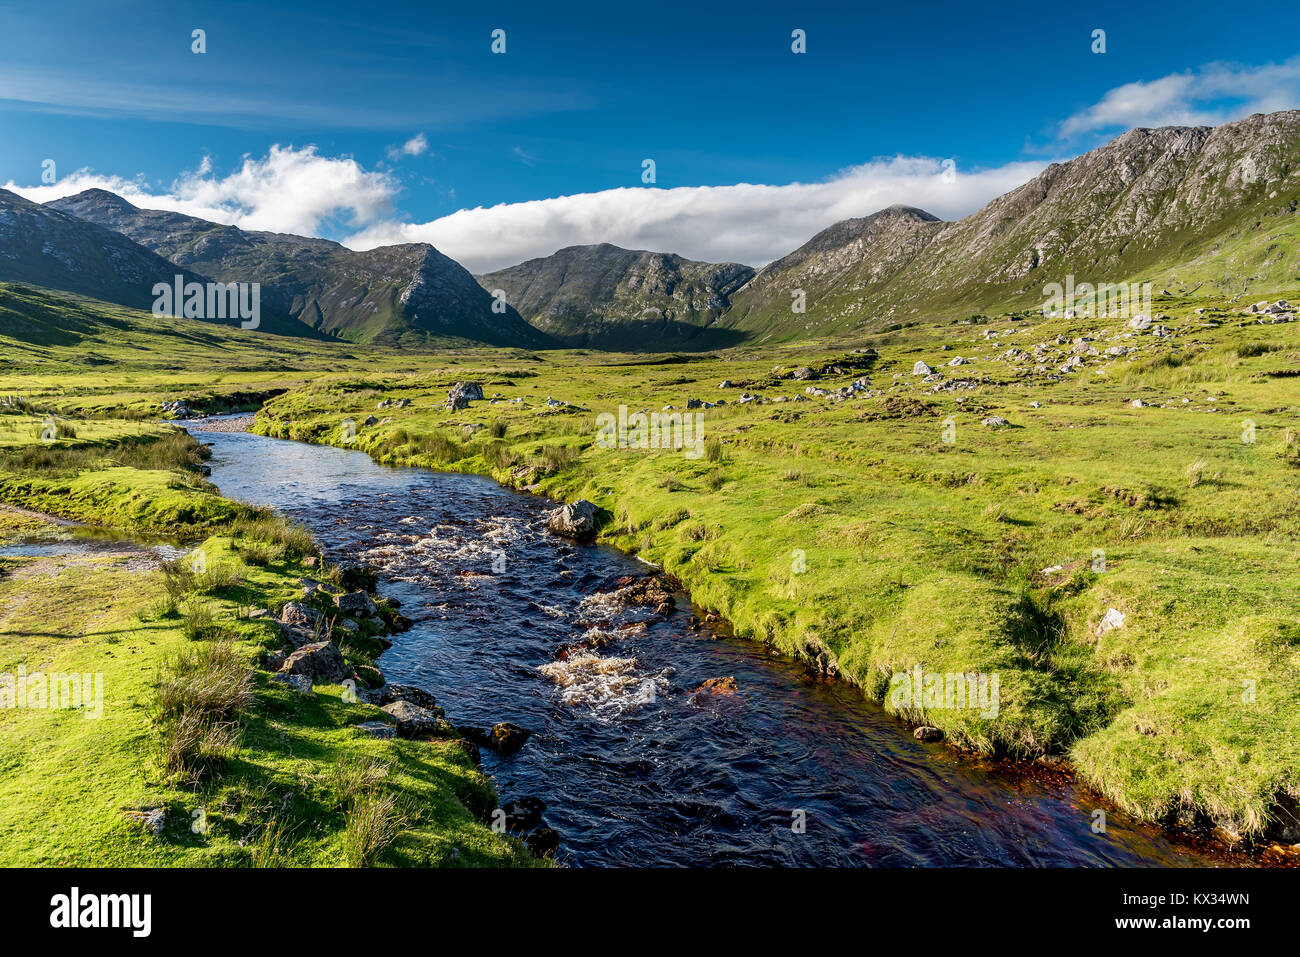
[723,111,1300,337]
[476,243,755,348]
[0,188,216,317]
[48,190,551,348]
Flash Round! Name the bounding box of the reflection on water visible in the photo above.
[204,428,1236,868]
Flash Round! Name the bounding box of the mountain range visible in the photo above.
[3,109,1298,349]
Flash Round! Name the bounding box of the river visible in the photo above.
[198,425,1234,867]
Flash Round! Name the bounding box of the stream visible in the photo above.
[198,425,1235,867]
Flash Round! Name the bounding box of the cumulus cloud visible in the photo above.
[5,145,397,236]
[346,157,1046,273]
[1059,57,1300,139]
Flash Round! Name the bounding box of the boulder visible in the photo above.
[488,722,532,755]
[696,676,738,695]
[501,796,547,831]
[1128,315,1153,331]
[379,683,441,712]
[281,640,350,684]
[279,602,321,629]
[336,590,378,619]
[356,721,397,739]
[446,381,484,412]
[611,576,675,609]
[981,416,1010,428]
[912,361,933,375]
[272,673,313,694]
[913,726,944,742]
[524,827,560,858]
[381,700,451,738]
[791,367,817,381]
[547,499,597,540]
[277,602,324,646]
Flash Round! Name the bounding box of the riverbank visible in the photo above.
[243,302,1300,851]
[0,421,540,866]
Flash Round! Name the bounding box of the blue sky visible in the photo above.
[2,0,1299,270]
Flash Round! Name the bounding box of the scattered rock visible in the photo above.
[488,722,532,755]
[336,590,378,619]
[272,673,313,694]
[1096,607,1127,637]
[379,683,441,712]
[356,721,396,739]
[277,602,324,646]
[611,575,675,610]
[281,640,350,684]
[696,676,738,694]
[524,827,560,857]
[124,807,166,835]
[500,796,547,831]
[446,381,484,411]
[279,602,321,629]
[381,700,451,738]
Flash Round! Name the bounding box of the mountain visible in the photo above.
[724,110,1300,337]
[476,244,755,348]
[720,206,944,337]
[0,188,219,317]
[47,190,552,348]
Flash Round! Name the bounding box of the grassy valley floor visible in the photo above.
[4,281,1300,856]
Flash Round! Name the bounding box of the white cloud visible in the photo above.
[1059,57,1300,139]
[5,145,398,237]
[6,144,1044,273]
[345,157,1046,273]
[392,133,428,159]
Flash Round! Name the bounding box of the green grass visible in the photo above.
[241,292,1300,843]
[7,279,1300,847]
